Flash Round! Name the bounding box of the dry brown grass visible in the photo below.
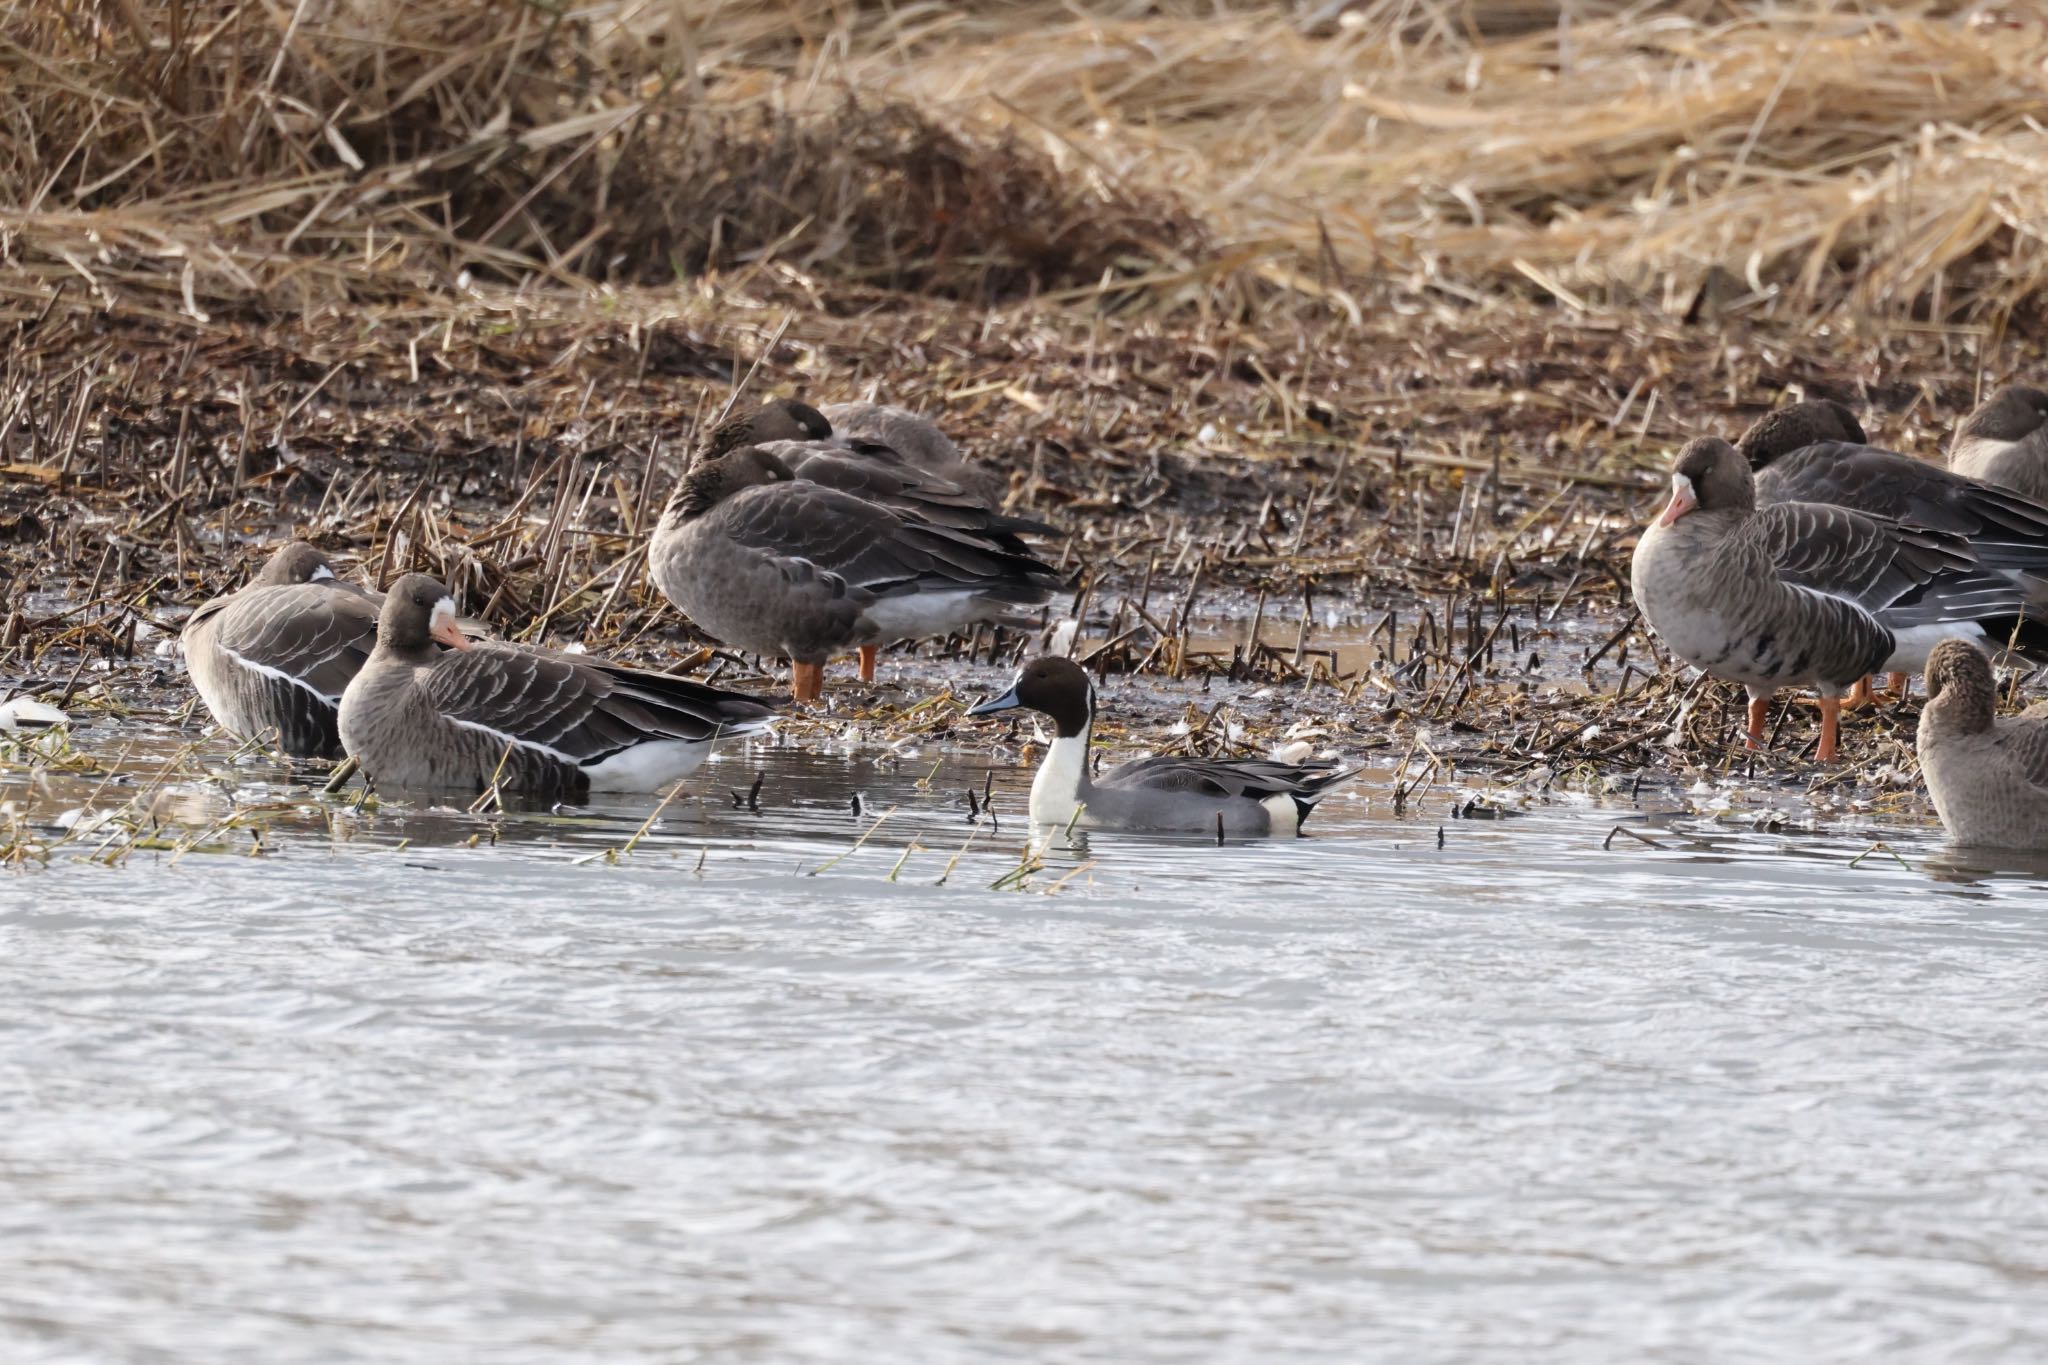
[716,0,2048,325]
[0,0,1203,322]
[7,1,2048,328]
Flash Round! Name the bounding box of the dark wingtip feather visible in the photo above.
[1979,614,2048,666]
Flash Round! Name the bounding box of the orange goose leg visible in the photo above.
[1816,696,1843,762]
[1842,676,1875,710]
[857,645,878,683]
[1887,671,1909,699]
[791,661,825,704]
[1746,696,1770,749]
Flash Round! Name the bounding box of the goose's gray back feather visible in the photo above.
[1756,440,2048,585]
[338,641,774,798]
[817,402,998,501]
[651,479,1056,664]
[752,438,1056,545]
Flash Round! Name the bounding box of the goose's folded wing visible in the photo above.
[765,442,1060,540]
[1764,444,2048,572]
[1744,501,1979,609]
[423,644,774,765]
[720,484,1056,596]
[208,585,377,702]
[1993,717,2048,791]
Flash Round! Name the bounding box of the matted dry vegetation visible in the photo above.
[7,0,2048,323]
[4,0,2048,800]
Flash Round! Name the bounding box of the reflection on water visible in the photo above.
[5,710,2048,1361]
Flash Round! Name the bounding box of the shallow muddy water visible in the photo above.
[4,709,2048,1362]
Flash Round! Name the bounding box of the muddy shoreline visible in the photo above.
[0,298,2022,850]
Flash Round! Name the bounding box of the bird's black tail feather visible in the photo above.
[1978,613,2048,666]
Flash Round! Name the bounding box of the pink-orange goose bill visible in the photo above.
[1655,473,1698,527]
[429,599,473,651]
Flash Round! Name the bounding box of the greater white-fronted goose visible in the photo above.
[1950,386,2048,503]
[649,446,1059,703]
[818,401,1002,502]
[182,541,379,758]
[965,657,1356,835]
[337,574,776,799]
[1631,438,2029,761]
[1917,639,2048,849]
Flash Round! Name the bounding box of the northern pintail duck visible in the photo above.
[183,541,379,758]
[650,446,1059,703]
[1631,438,2028,761]
[965,657,1356,835]
[1949,386,2048,503]
[1917,639,2048,849]
[337,574,775,798]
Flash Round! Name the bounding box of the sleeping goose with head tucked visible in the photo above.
[818,401,1002,503]
[1631,438,2029,761]
[1948,385,2048,504]
[1917,639,2048,850]
[183,541,380,759]
[697,400,1055,551]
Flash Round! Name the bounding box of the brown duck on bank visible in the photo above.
[1631,438,2027,761]
[649,446,1059,703]
[182,541,380,758]
[336,574,775,799]
[1917,639,2048,850]
[1949,385,2048,503]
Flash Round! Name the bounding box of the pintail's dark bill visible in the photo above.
[966,684,1022,717]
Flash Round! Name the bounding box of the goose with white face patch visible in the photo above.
[965,657,1357,836]
[1630,437,2033,762]
[337,574,777,800]
[650,446,1059,704]
[182,541,382,758]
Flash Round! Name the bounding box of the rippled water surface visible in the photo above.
[5,726,2048,1363]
